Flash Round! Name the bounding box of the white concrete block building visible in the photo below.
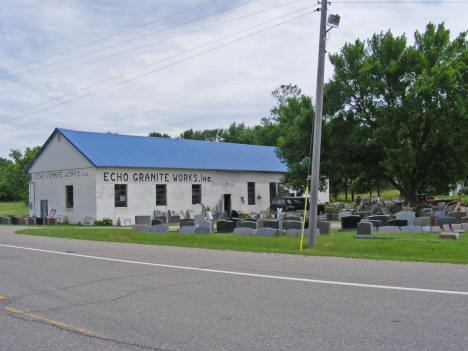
[27,128,329,224]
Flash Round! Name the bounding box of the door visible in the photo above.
[223,194,231,216]
[40,200,48,218]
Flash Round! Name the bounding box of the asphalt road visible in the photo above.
[1,226,467,351]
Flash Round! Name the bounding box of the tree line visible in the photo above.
[151,23,468,204]
[2,23,466,205]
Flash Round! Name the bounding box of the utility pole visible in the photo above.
[308,0,327,247]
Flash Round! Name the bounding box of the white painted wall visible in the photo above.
[29,131,93,172]
[29,168,96,223]
[28,132,96,223]
[95,167,284,224]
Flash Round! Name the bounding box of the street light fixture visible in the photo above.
[328,14,341,28]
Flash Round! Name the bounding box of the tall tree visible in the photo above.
[0,147,40,201]
[326,23,468,204]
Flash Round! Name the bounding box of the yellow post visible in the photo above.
[299,186,309,251]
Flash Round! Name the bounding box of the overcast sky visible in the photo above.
[0,0,466,158]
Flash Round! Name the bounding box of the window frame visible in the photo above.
[192,184,201,205]
[156,184,167,206]
[247,182,255,205]
[114,184,128,208]
[65,185,74,208]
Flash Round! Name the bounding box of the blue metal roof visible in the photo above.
[53,128,287,173]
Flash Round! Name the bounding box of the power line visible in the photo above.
[2,2,313,118]
[1,0,223,73]
[0,0,267,80]
[8,0,309,81]
[0,8,316,125]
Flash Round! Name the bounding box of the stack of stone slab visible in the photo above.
[439,232,459,240]
[194,214,205,223]
[261,220,279,230]
[216,220,236,233]
[180,219,195,227]
[237,221,257,230]
[379,226,401,233]
[47,217,57,225]
[135,216,151,226]
[0,217,10,224]
[151,224,169,233]
[285,220,302,230]
[180,226,196,234]
[197,219,213,233]
[436,217,457,227]
[447,212,467,224]
[169,215,180,223]
[194,226,211,234]
[355,222,373,237]
[8,216,20,225]
[340,215,361,231]
[256,228,276,237]
[395,211,416,225]
[233,227,255,235]
[318,221,331,235]
[284,216,301,221]
[413,216,431,227]
[387,219,408,227]
[422,226,431,233]
[400,225,422,232]
[367,215,390,227]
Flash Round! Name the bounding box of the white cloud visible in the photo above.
[0,0,466,158]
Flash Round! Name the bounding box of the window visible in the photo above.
[156,184,167,206]
[115,184,127,207]
[65,185,73,208]
[248,182,255,205]
[269,182,277,203]
[192,184,201,204]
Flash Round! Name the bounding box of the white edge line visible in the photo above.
[1,243,468,296]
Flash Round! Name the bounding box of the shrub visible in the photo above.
[94,217,113,226]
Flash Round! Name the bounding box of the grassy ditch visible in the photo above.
[15,228,468,264]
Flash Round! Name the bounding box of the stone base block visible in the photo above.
[439,232,459,240]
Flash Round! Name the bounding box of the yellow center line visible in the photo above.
[5,306,111,340]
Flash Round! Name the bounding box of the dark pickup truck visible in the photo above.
[270,197,325,214]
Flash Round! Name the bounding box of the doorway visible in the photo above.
[40,200,48,218]
[223,194,231,216]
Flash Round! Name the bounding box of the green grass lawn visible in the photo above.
[15,228,468,264]
[0,201,29,217]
